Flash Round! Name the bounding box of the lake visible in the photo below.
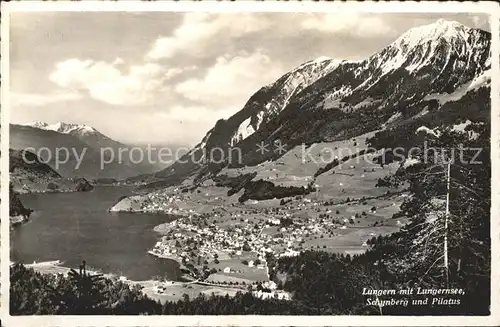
[10,186,180,281]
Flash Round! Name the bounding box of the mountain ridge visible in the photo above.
[142,19,490,188]
[10,123,163,180]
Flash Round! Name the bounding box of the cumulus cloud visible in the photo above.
[301,13,395,36]
[175,50,283,107]
[146,13,270,60]
[13,11,483,145]
[48,59,180,105]
[146,13,396,62]
[11,90,83,107]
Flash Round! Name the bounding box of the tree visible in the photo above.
[242,242,252,252]
[381,123,490,313]
[63,260,109,314]
[10,262,161,315]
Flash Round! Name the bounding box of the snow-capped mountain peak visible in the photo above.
[26,121,49,129]
[52,122,97,135]
[365,19,488,78]
[20,121,125,150]
[23,121,98,136]
[394,19,470,52]
[228,57,345,146]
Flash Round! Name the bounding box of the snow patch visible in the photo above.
[255,110,265,131]
[415,107,430,118]
[452,120,479,140]
[452,120,472,133]
[424,69,490,105]
[468,69,491,91]
[415,126,441,138]
[231,117,255,145]
[381,112,402,129]
[403,158,420,168]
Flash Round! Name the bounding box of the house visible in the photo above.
[223,267,231,273]
[248,260,254,267]
[263,281,277,290]
[275,291,291,300]
[268,218,281,225]
[252,290,273,300]
[252,290,291,301]
[279,249,300,258]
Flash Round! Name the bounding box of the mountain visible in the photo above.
[9,148,94,194]
[23,121,97,135]
[10,148,62,183]
[10,123,160,180]
[226,57,344,147]
[21,121,128,151]
[144,57,345,185]
[144,19,490,188]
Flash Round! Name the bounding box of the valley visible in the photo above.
[103,19,491,305]
[110,135,409,294]
[9,17,492,315]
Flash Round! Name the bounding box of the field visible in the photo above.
[206,255,269,284]
[140,281,242,303]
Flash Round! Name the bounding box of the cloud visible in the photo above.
[469,14,489,30]
[112,57,125,66]
[48,59,180,105]
[146,13,270,60]
[301,13,395,36]
[175,50,283,108]
[11,90,83,107]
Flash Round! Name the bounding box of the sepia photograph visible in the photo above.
[2,1,499,326]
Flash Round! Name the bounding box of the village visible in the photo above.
[142,182,407,302]
[110,140,408,302]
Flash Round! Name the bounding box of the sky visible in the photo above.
[9,12,490,146]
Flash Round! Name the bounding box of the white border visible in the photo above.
[1,1,499,326]
[0,3,11,323]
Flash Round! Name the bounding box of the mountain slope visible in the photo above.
[144,20,490,189]
[10,124,140,179]
[9,148,94,193]
[12,123,165,179]
[22,121,129,151]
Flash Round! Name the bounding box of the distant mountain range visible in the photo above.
[22,121,124,150]
[10,122,166,180]
[138,19,490,188]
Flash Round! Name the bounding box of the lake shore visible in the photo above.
[12,186,182,282]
